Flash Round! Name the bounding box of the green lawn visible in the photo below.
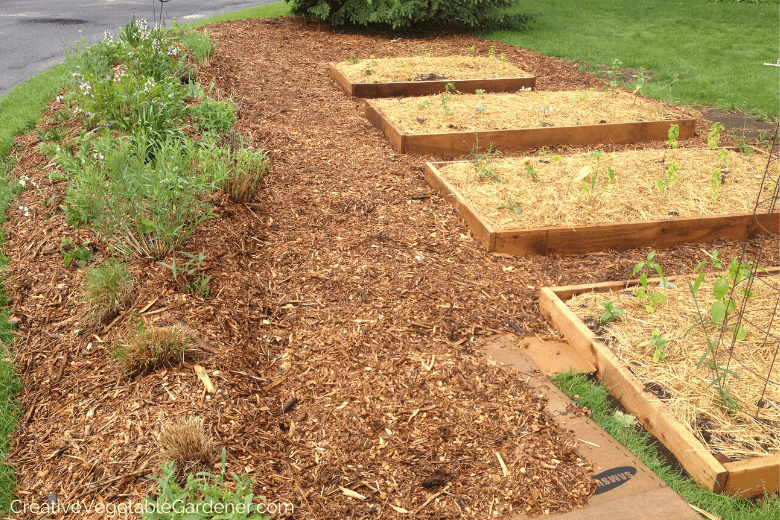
[481,0,779,119]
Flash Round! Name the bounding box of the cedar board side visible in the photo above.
[425,160,779,256]
[539,274,780,497]
[424,162,496,251]
[328,62,536,98]
[328,62,355,96]
[491,212,777,256]
[365,104,406,153]
[400,119,696,156]
[722,457,780,497]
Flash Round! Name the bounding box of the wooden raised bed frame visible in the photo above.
[424,161,779,256]
[539,272,780,497]
[329,62,536,98]
[368,101,696,155]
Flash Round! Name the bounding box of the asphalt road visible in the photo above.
[0,0,276,97]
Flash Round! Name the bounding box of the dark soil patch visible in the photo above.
[3,16,779,519]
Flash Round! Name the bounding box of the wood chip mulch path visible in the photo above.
[3,16,777,519]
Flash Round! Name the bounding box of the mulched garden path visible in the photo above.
[3,16,777,519]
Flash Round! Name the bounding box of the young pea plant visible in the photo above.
[606,58,623,88]
[655,159,680,194]
[707,122,724,150]
[641,330,668,362]
[440,83,461,116]
[469,135,503,184]
[631,68,647,105]
[633,251,670,313]
[525,163,540,182]
[498,192,523,214]
[667,124,680,149]
[600,300,624,323]
[686,249,761,413]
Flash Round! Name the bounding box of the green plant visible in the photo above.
[655,159,680,194]
[537,105,553,122]
[580,154,615,205]
[469,134,502,183]
[158,252,211,298]
[488,45,496,58]
[475,88,485,95]
[606,58,623,88]
[60,237,94,268]
[631,68,648,104]
[287,0,537,30]
[62,134,226,258]
[142,450,271,520]
[190,98,237,136]
[82,259,136,324]
[184,29,216,66]
[667,123,680,149]
[112,324,192,376]
[707,122,725,150]
[221,146,270,203]
[685,250,763,413]
[640,329,668,362]
[498,192,523,214]
[599,300,624,323]
[632,251,669,313]
[525,163,540,182]
[347,54,359,64]
[417,100,432,109]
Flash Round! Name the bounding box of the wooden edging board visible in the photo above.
[329,62,536,98]
[538,269,780,497]
[366,101,696,155]
[424,161,779,256]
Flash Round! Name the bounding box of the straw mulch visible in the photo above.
[334,55,532,83]
[371,90,689,134]
[568,273,780,461]
[436,148,768,229]
[3,16,777,519]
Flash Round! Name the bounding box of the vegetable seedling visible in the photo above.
[600,300,624,323]
[667,124,680,149]
[633,251,670,313]
[640,330,668,362]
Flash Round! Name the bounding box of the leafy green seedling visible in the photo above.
[417,100,431,109]
[633,251,669,313]
[640,330,668,362]
[348,55,360,64]
[606,58,623,88]
[475,89,485,95]
[600,300,624,323]
[552,155,562,163]
[631,69,647,104]
[498,193,523,214]
[707,122,724,150]
[525,164,540,182]
[667,124,680,149]
[61,237,94,268]
[488,45,496,58]
[655,159,680,194]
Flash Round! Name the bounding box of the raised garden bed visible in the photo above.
[367,90,695,155]
[539,270,780,497]
[330,55,536,98]
[424,149,777,255]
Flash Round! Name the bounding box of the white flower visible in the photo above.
[18,206,29,217]
[56,95,63,103]
[18,175,29,187]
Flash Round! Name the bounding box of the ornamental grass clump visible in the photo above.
[112,324,193,376]
[157,416,216,480]
[81,260,135,324]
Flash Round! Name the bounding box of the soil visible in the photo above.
[3,16,778,519]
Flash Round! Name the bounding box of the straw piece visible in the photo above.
[437,149,766,229]
[335,55,531,84]
[568,273,780,461]
[372,90,686,134]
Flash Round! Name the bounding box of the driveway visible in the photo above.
[0,0,276,97]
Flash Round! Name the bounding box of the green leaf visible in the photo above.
[639,273,648,289]
[692,272,706,295]
[711,301,727,325]
[636,287,646,299]
[713,277,730,301]
[653,349,661,362]
[645,304,655,313]
[734,325,747,341]
[632,261,645,275]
